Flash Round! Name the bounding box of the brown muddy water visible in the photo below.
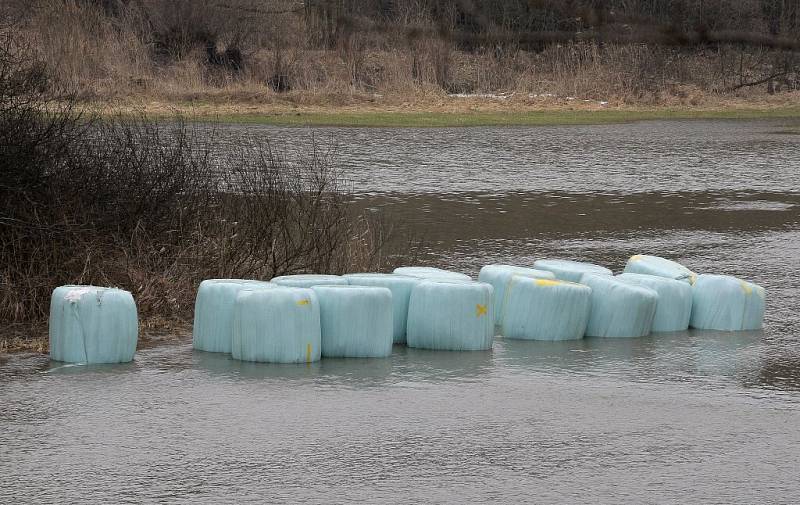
[1,119,799,503]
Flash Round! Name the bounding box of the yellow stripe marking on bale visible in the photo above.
[535,279,563,287]
[306,343,312,363]
[476,304,488,317]
[739,281,753,295]
[297,298,311,306]
[630,255,643,261]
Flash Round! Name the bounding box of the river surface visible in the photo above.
[2,119,800,503]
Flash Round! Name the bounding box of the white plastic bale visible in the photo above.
[392,266,472,281]
[192,279,274,353]
[49,285,138,363]
[616,273,693,332]
[343,273,420,343]
[406,280,494,351]
[580,273,658,338]
[533,259,613,283]
[689,274,766,331]
[478,264,556,326]
[502,276,591,341]
[232,287,321,363]
[270,274,349,288]
[311,285,393,358]
[623,255,697,284]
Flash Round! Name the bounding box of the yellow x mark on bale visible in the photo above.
[296,298,311,306]
[476,304,488,317]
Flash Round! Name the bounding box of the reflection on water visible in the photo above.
[2,119,800,503]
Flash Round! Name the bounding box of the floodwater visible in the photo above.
[2,119,800,503]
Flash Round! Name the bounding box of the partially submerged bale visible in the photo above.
[406,280,494,351]
[393,266,472,281]
[478,264,556,326]
[343,273,420,344]
[501,276,591,341]
[580,274,658,338]
[533,259,613,283]
[312,285,393,358]
[616,273,693,332]
[49,285,138,363]
[232,287,321,363]
[690,274,766,331]
[192,279,273,353]
[270,274,349,288]
[623,255,697,284]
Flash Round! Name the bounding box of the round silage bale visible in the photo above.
[580,274,658,338]
[406,280,494,351]
[392,266,472,281]
[343,273,420,343]
[49,285,138,364]
[270,274,349,288]
[501,276,591,341]
[311,285,393,358]
[478,264,556,326]
[533,259,613,283]
[616,273,693,332]
[192,279,273,353]
[232,287,321,363]
[623,255,697,284]
[689,274,766,331]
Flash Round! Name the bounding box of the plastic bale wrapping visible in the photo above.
[49,286,138,363]
[478,264,556,326]
[623,255,697,284]
[231,287,321,363]
[192,279,274,353]
[580,274,658,338]
[270,274,349,288]
[406,280,494,351]
[616,273,693,332]
[533,259,613,283]
[343,273,420,344]
[392,266,472,281]
[690,274,766,331]
[501,276,591,341]
[311,285,393,358]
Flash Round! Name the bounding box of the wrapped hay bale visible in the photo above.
[616,273,693,332]
[623,255,697,284]
[501,276,591,341]
[406,280,494,351]
[478,264,556,326]
[580,274,658,338]
[49,285,138,363]
[311,285,393,358]
[690,274,766,331]
[343,273,420,343]
[192,279,273,353]
[232,287,321,363]
[393,266,472,281]
[533,259,613,283]
[270,274,349,288]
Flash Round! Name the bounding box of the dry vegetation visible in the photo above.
[2,0,800,111]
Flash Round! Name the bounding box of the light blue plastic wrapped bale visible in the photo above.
[690,274,766,331]
[232,287,321,363]
[580,274,658,338]
[343,273,420,344]
[501,276,591,341]
[478,264,556,326]
[406,280,494,351]
[392,266,472,281]
[533,259,613,283]
[311,285,393,358]
[616,273,693,332]
[623,255,697,284]
[192,279,274,353]
[270,274,349,288]
[49,285,138,363]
